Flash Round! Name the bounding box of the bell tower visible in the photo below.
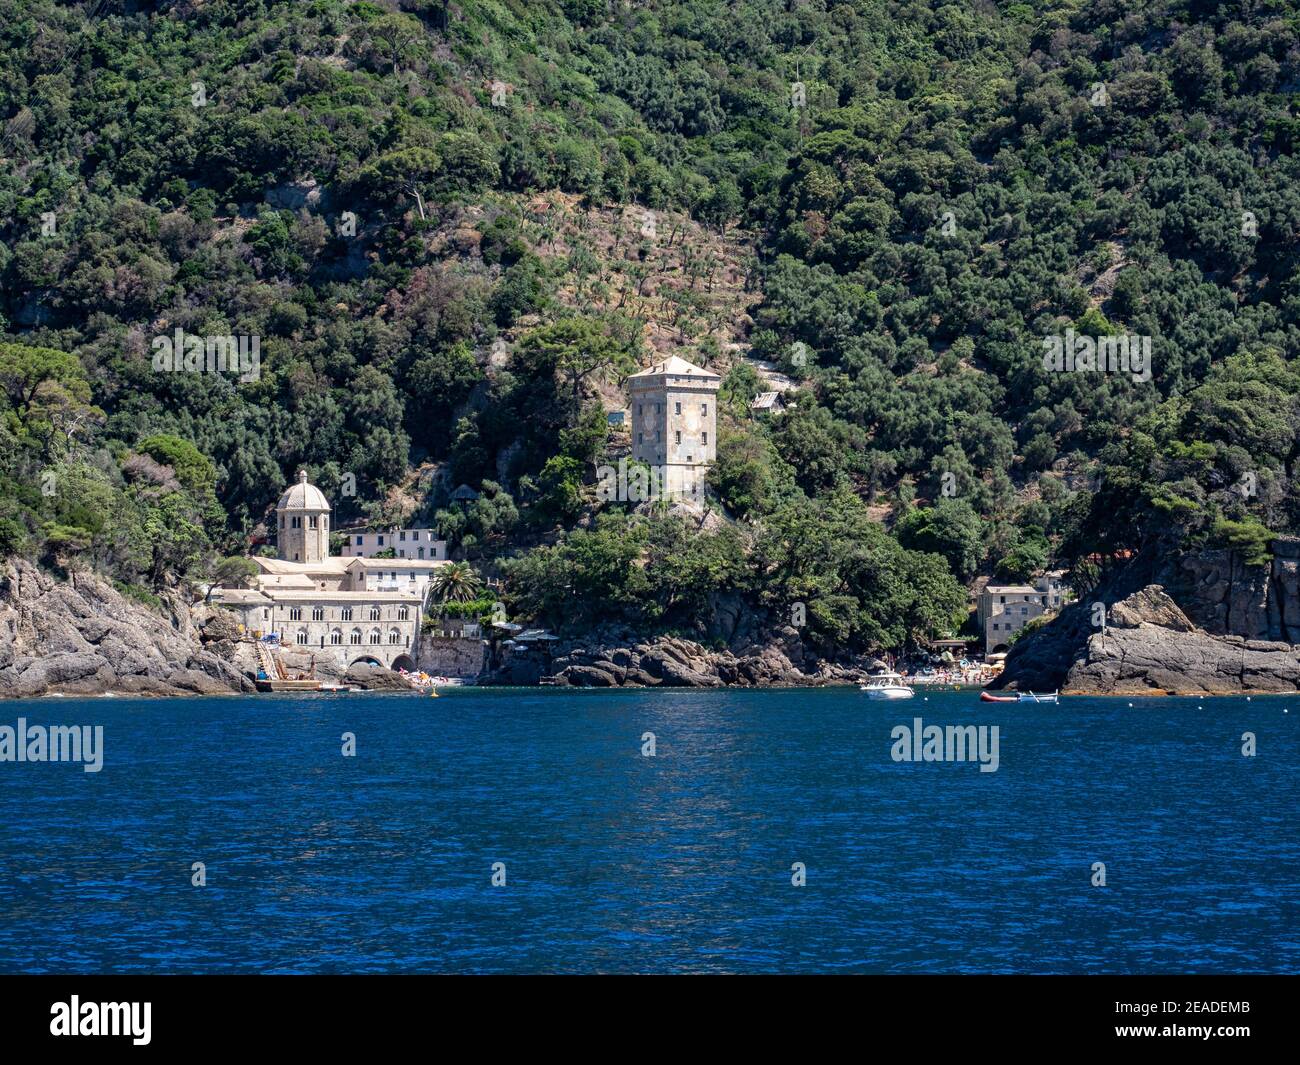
[275,470,331,563]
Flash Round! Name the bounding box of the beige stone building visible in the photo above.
[628,355,720,502]
[213,472,447,672]
[977,572,1070,653]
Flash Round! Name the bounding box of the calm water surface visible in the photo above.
[0,688,1295,973]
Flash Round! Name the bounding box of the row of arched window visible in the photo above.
[294,628,406,646]
[286,606,410,622]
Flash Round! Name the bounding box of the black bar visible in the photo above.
[0,974,1289,1052]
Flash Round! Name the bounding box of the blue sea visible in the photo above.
[0,688,1295,974]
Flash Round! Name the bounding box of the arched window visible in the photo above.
[369,605,381,621]
[398,606,409,621]
[369,628,382,645]
[349,629,362,645]
[388,628,401,644]
[295,629,308,645]
[312,606,324,621]
[329,629,342,645]
[341,607,353,622]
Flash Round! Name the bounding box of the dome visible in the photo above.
[276,470,331,512]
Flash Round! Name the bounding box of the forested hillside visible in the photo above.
[2,0,1299,651]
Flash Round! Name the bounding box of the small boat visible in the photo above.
[255,678,321,692]
[860,672,915,700]
[980,690,1058,703]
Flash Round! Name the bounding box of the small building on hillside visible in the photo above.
[751,391,784,414]
[977,572,1071,653]
[342,527,447,561]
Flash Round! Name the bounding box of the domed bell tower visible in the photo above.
[276,470,331,564]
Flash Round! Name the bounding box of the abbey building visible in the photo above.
[212,472,446,671]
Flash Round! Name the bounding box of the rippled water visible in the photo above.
[0,688,1295,973]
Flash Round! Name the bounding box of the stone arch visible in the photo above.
[991,644,1010,654]
[348,655,384,670]
[391,653,416,672]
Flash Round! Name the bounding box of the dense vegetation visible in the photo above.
[2,0,1298,652]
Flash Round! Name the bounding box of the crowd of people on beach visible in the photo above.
[396,668,448,689]
[883,653,1003,688]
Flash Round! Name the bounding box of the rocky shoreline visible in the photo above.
[0,560,413,698]
[8,552,1300,698]
[481,625,885,688]
[998,584,1300,696]
[0,560,252,699]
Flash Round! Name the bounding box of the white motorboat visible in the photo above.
[860,672,915,700]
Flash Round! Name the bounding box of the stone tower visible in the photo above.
[276,470,331,564]
[627,355,720,502]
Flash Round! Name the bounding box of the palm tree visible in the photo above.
[429,562,483,605]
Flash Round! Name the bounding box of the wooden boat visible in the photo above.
[254,678,321,692]
[980,690,1059,703]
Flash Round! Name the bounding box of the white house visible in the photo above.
[342,527,447,561]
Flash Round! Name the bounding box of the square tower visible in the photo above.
[627,355,720,502]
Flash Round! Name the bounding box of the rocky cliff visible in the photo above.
[0,560,253,698]
[483,625,881,688]
[999,578,1300,696]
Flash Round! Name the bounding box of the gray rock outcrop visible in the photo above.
[1003,583,1300,695]
[0,560,254,698]
[344,662,414,691]
[512,628,876,689]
